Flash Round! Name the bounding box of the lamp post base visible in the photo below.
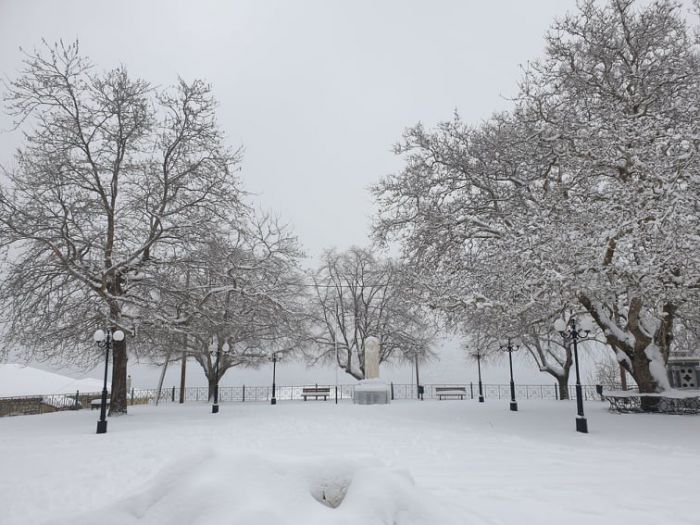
[478,396,484,403]
[509,401,518,411]
[576,417,588,433]
[96,420,108,434]
[271,398,277,405]
[212,404,219,414]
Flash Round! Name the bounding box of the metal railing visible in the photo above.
[138,382,602,404]
[0,391,101,417]
[0,382,603,417]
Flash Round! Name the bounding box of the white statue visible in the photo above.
[364,336,380,379]
[354,335,389,404]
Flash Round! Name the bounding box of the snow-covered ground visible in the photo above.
[1,399,698,525]
[0,364,104,397]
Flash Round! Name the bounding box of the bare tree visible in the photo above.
[0,41,242,414]
[139,213,306,399]
[307,247,436,380]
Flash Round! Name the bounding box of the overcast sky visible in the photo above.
[2,0,610,387]
[0,0,584,260]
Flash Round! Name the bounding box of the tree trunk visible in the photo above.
[107,284,128,415]
[557,376,570,400]
[619,364,628,391]
[526,340,571,400]
[340,348,364,380]
[179,350,187,404]
[580,294,675,412]
[109,338,128,415]
[208,374,218,401]
[155,354,170,406]
[341,364,364,381]
[627,350,663,412]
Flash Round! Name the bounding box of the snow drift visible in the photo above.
[55,452,456,525]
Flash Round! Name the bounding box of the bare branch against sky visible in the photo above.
[0,0,588,261]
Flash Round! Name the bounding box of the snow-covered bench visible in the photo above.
[91,398,110,410]
[302,387,330,401]
[435,387,466,400]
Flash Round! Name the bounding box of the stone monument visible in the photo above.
[364,336,380,379]
[353,336,390,405]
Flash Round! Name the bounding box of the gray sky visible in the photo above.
[0,0,580,260]
[2,0,601,387]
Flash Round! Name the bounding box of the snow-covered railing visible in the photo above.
[603,390,700,414]
[0,391,102,417]
[1,383,610,417]
[146,383,603,404]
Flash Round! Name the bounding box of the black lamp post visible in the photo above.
[271,353,278,405]
[93,328,124,434]
[555,317,591,433]
[499,339,519,411]
[415,351,424,400]
[212,342,227,414]
[334,338,339,405]
[475,350,485,403]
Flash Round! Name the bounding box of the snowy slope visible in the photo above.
[0,400,698,524]
[0,364,104,397]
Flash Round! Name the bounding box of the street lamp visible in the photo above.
[414,350,423,400]
[334,338,339,404]
[212,341,227,414]
[93,328,124,434]
[499,339,519,411]
[271,352,278,405]
[475,349,485,403]
[554,316,592,433]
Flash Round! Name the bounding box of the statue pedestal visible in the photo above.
[353,379,390,405]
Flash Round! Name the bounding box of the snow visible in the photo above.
[604,389,700,399]
[353,378,391,392]
[0,364,105,397]
[1,400,699,525]
[645,344,673,390]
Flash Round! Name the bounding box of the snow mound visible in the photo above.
[0,364,104,397]
[56,451,457,525]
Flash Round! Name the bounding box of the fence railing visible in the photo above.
[0,382,604,417]
[0,391,101,417]
[133,382,602,405]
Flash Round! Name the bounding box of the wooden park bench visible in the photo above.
[435,387,467,400]
[302,387,330,401]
